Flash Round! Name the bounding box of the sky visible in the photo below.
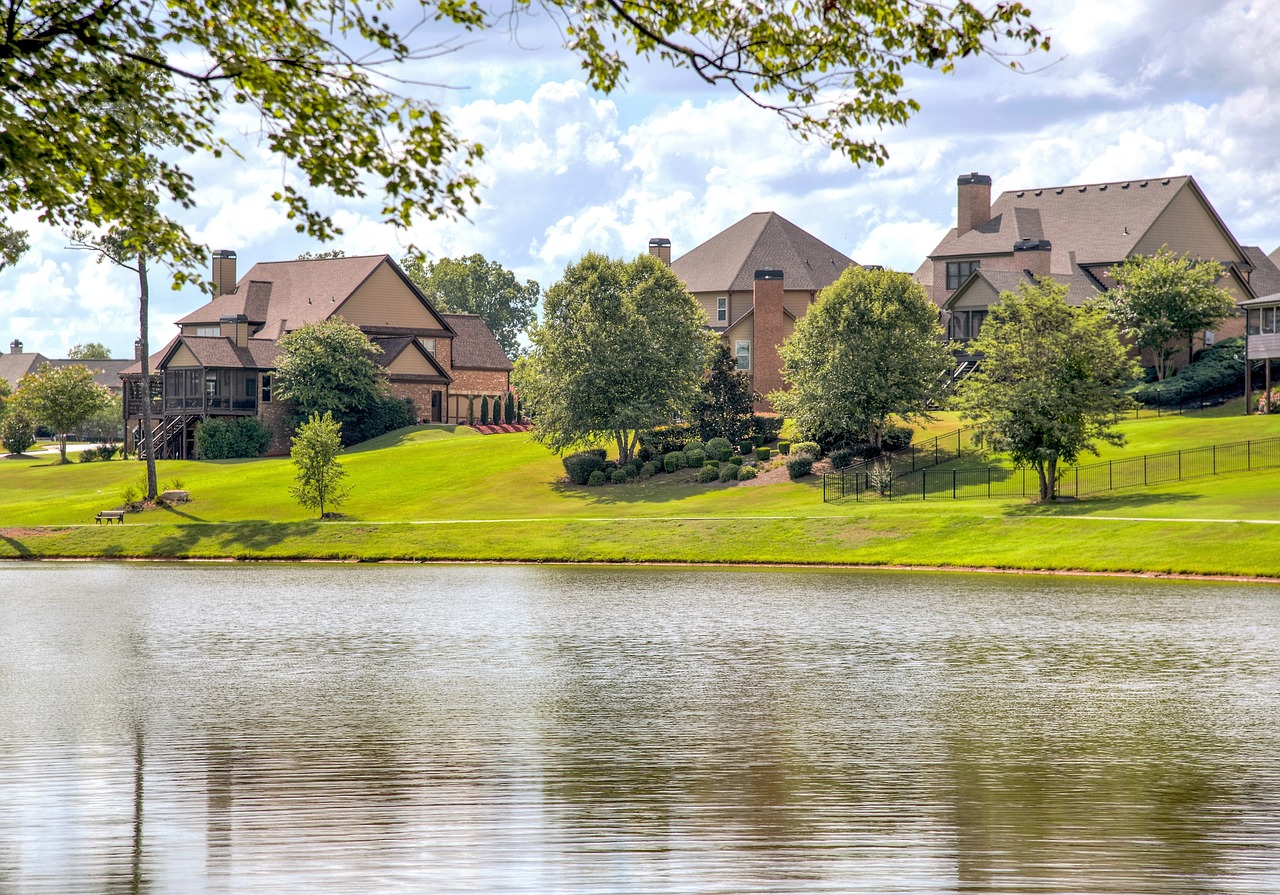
[2,0,1279,359]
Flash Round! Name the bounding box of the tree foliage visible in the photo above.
[0,222,28,270]
[68,342,112,360]
[273,316,388,419]
[1,1,1047,279]
[15,363,113,463]
[401,254,540,359]
[289,411,349,518]
[0,399,36,456]
[771,266,953,447]
[695,342,758,442]
[957,279,1140,501]
[514,252,714,463]
[1102,248,1237,380]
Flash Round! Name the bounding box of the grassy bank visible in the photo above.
[3,403,1280,576]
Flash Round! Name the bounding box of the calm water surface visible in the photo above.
[1,562,1278,894]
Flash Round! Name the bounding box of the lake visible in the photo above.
[1,562,1278,893]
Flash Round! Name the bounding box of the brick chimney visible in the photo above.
[9,339,21,354]
[957,173,993,237]
[212,249,238,296]
[648,237,671,266]
[134,339,143,361]
[752,269,786,412]
[220,314,249,348]
[1013,239,1052,279]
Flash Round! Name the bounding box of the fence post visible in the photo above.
[1143,456,1147,486]
[922,469,927,500]
[1178,449,1181,481]
[953,468,957,499]
[1249,440,1252,470]
[988,466,992,499]
[1213,444,1217,475]
[1110,460,1113,491]
[1074,465,1078,497]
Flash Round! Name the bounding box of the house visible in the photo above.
[0,339,133,395]
[1242,282,1280,405]
[652,212,857,410]
[917,173,1259,365]
[120,251,513,458]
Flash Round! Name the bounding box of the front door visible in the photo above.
[431,390,442,423]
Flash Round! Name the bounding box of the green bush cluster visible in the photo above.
[778,440,790,455]
[195,418,272,460]
[1133,337,1244,406]
[717,464,737,483]
[664,451,688,473]
[737,438,753,454]
[587,470,606,486]
[791,441,820,458]
[828,447,856,470]
[786,456,813,479]
[736,464,758,481]
[697,465,719,483]
[705,437,733,461]
[611,468,629,484]
[563,449,606,485]
[685,448,706,466]
[77,443,120,462]
[750,414,784,443]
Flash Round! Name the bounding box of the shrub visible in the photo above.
[828,447,856,470]
[629,457,643,473]
[736,464,758,481]
[196,417,272,460]
[737,438,753,454]
[663,451,684,473]
[682,439,705,455]
[778,440,790,455]
[603,459,619,474]
[343,396,414,445]
[625,463,639,479]
[0,405,37,455]
[1257,388,1280,414]
[641,423,699,456]
[881,425,915,453]
[751,433,766,448]
[120,482,140,505]
[697,464,719,483]
[705,437,733,461]
[791,441,820,458]
[611,468,629,484]
[587,470,607,486]
[786,456,813,479]
[750,414,784,443]
[80,444,119,462]
[639,462,656,479]
[1134,337,1245,406]
[867,459,895,496]
[755,446,770,461]
[729,455,744,466]
[685,447,706,466]
[718,464,737,483]
[479,395,490,425]
[563,449,606,485]
[637,446,652,462]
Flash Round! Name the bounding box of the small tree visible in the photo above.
[273,317,391,444]
[1,400,37,456]
[17,363,112,463]
[771,266,953,448]
[68,342,112,360]
[479,395,490,425]
[695,341,759,442]
[958,279,1140,501]
[1104,248,1236,380]
[290,412,349,518]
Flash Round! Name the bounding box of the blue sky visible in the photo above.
[2,0,1278,358]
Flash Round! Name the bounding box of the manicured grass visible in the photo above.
[3,411,1280,576]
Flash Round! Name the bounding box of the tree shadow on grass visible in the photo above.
[1002,490,1202,517]
[147,521,320,557]
[155,503,207,522]
[0,533,32,556]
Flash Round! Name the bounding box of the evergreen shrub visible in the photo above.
[755,446,770,461]
[791,441,820,458]
[786,456,813,479]
[1133,337,1244,406]
[196,418,272,459]
[705,437,733,461]
[641,424,698,456]
[685,448,706,466]
[736,464,758,481]
[778,440,791,455]
[881,425,915,453]
[563,449,607,485]
[729,455,744,466]
[682,439,705,455]
[718,464,737,483]
[611,468,628,484]
[828,447,856,470]
[750,414,784,443]
[697,465,719,483]
[737,438,753,454]
[587,470,606,486]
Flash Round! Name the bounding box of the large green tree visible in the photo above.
[67,342,112,360]
[273,317,391,436]
[1103,248,1237,380]
[957,279,1140,501]
[16,363,113,463]
[514,252,714,463]
[289,411,349,518]
[771,266,953,448]
[401,254,539,359]
[695,341,759,442]
[1,1,1047,277]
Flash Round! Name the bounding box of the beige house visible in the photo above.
[918,173,1262,367]
[653,212,856,410]
[121,252,512,458]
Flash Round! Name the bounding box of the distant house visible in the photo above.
[120,252,513,458]
[0,339,132,395]
[917,173,1262,367]
[652,212,856,410]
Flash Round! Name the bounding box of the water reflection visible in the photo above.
[0,563,1277,893]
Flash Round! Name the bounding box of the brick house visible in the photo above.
[120,252,512,458]
[917,173,1266,369]
[652,212,856,410]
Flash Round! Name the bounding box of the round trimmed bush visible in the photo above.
[786,456,813,479]
[791,441,820,458]
[685,448,706,466]
[696,464,719,483]
[755,446,770,461]
[611,468,628,484]
[736,464,758,481]
[587,470,606,486]
[664,451,687,472]
[737,438,753,455]
[705,437,733,461]
[682,439,705,455]
[828,447,856,469]
[718,464,737,483]
[729,455,744,466]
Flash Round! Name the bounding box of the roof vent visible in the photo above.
[1055,189,1064,195]
[1099,184,1108,191]
[1034,190,1043,196]
[754,269,784,281]
[1121,183,1131,189]
[1162,178,1170,185]
[1013,239,1052,252]
[1078,186,1087,193]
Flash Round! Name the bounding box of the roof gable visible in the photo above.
[671,211,856,293]
[442,313,514,371]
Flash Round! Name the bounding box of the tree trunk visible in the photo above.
[614,430,630,464]
[138,252,158,501]
[1045,456,1058,500]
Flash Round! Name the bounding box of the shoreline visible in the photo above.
[4,554,1277,585]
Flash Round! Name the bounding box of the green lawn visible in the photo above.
[3,408,1280,577]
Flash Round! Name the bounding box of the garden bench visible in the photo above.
[95,510,125,524]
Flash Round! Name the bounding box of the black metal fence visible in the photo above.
[823,426,977,502]
[829,435,1280,501]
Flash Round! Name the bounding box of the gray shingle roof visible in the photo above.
[1243,246,1280,299]
[0,352,48,390]
[120,336,278,376]
[371,335,452,380]
[442,313,513,371]
[930,176,1196,265]
[944,270,1101,310]
[1,353,132,391]
[670,211,856,293]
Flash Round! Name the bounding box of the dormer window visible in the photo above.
[946,260,980,291]
[716,296,728,324]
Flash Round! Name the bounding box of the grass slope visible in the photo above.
[3,406,1280,576]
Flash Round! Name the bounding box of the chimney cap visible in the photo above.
[1013,238,1052,252]
[958,173,993,186]
[212,249,238,258]
[648,237,671,247]
[754,269,784,281]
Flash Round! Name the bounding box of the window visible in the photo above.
[245,375,257,398]
[735,340,751,371]
[1265,307,1277,335]
[1247,309,1261,335]
[205,372,218,397]
[970,310,987,340]
[1203,330,1214,347]
[946,260,980,291]
[196,326,220,337]
[420,337,436,356]
[716,296,728,324]
[261,374,273,404]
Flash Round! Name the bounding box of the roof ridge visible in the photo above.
[1002,174,1189,196]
